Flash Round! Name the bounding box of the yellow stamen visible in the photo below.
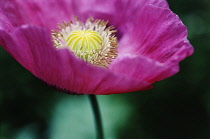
[51,17,119,68]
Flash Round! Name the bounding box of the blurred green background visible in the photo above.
[1,0,210,139]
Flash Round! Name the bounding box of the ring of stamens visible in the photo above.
[51,17,118,68]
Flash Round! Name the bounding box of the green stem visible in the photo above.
[88,95,104,139]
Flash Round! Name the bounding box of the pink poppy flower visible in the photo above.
[0,0,193,95]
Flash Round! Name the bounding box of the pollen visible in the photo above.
[51,17,118,68]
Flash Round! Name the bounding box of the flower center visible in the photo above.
[51,17,118,68]
[66,29,102,52]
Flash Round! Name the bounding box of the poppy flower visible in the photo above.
[0,0,193,95]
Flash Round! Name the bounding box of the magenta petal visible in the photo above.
[109,54,178,83]
[0,0,27,28]
[118,5,194,65]
[0,0,74,29]
[0,9,14,32]
[0,25,151,95]
[0,0,169,31]
[73,0,169,31]
[73,0,169,18]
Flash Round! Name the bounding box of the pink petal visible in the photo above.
[0,0,27,28]
[0,25,151,95]
[73,0,169,32]
[0,0,168,30]
[109,54,178,83]
[118,5,194,65]
[0,0,74,29]
[0,9,14,32]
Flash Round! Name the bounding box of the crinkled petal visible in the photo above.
[109,54,178,83]
[118,5,194,65]
[0,9,14,32]
[73,0,169,19]
[0,25,151,95]
[0,0,27,28]
[0,0,74,29]
[0,0,168,30]
[73,0,169,32]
